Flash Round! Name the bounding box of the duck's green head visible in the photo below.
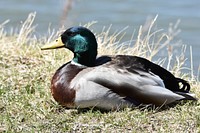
[41,26,98,67]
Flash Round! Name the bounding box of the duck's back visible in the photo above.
[97,55,190,93]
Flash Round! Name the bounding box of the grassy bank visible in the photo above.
[0,13,199,132]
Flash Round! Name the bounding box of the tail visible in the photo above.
[175,78,197,101]
[175,91,198,101]
[176,78,190,92]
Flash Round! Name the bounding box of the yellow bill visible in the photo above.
[41,37,64,50]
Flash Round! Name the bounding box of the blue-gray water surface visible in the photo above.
[0,0,199,76]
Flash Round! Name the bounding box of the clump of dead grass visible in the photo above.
[0,13,199,132]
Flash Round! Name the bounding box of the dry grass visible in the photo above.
[0,13,199,132]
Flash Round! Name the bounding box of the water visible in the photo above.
[0,0,199,75]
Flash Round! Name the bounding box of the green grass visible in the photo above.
[0,13,199,132]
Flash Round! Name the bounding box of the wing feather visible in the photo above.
[73,65,184,106]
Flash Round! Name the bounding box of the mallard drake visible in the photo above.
[41,26,197,110]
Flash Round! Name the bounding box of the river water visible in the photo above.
[0,0,199,75]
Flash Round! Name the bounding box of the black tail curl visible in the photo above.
[176,78,190,92]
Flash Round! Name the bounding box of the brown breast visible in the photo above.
[50,62,84,107]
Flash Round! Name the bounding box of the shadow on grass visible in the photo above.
[151,100,198,112]
[50,99,198,115]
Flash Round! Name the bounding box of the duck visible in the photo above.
[41,26,197,110]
